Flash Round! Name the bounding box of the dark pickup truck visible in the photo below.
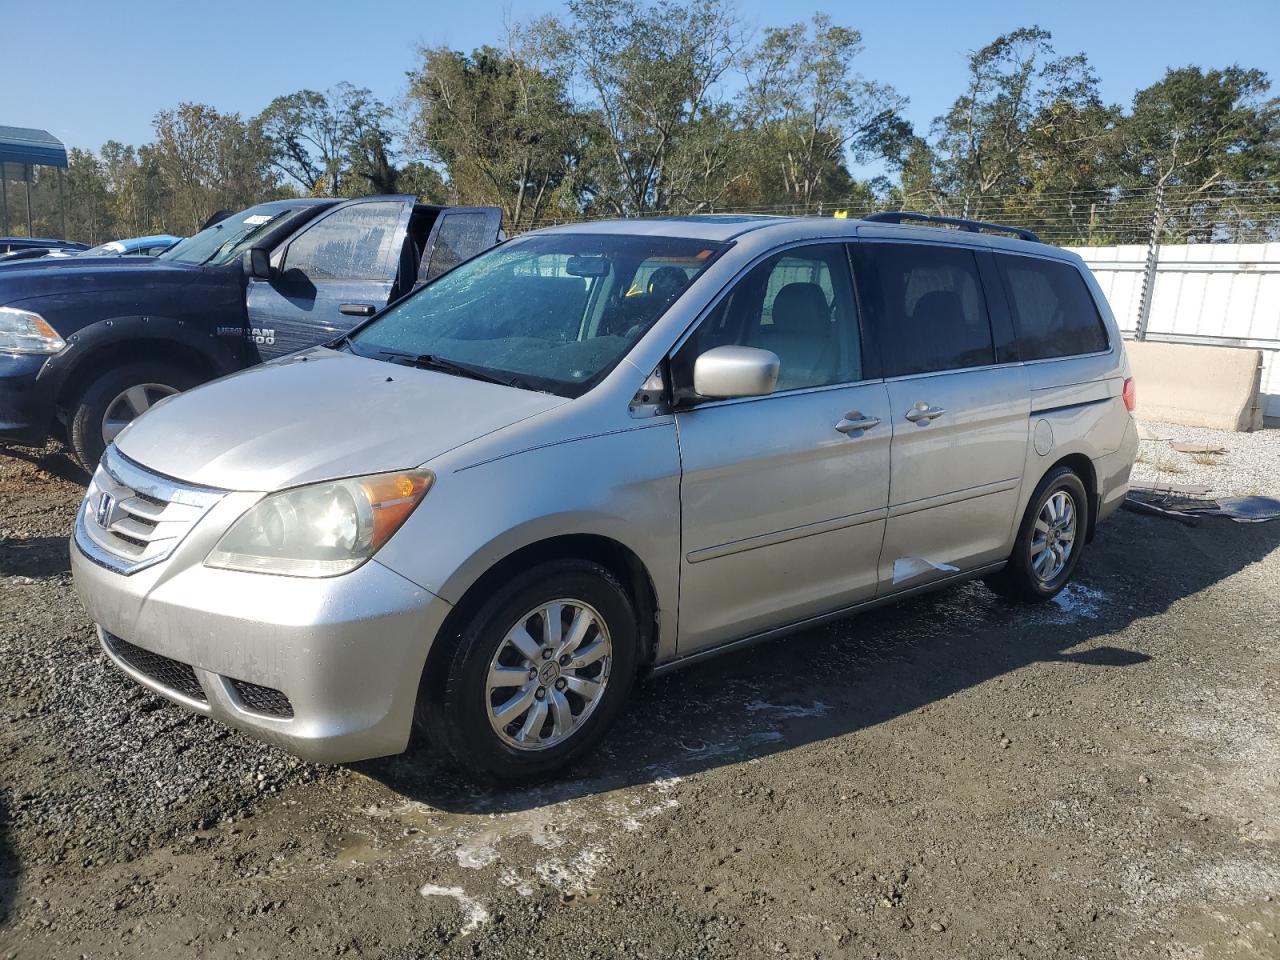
[0,196,502,468]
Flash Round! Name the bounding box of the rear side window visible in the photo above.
[424,211,497,282]
[999,255,1109,359]
[855,243,995,376]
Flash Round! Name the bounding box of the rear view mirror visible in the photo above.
[243,247,272,279]
[693,346,779,399]
[566,254,610,277]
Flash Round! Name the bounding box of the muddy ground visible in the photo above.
[1,441,1278,959]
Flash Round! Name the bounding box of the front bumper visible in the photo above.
[0,352,54,446]
[71,511,453,763]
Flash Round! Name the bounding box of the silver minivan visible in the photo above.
[71,213,1138,782]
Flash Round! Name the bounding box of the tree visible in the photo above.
[152,103,275,233]
[743,14,903,212]
[930,27,1108,221]
[557,0,749,215]
[1116,66,1280,240]
[405,23,585,230]
[255,89,343,193]
[255,83,400,197]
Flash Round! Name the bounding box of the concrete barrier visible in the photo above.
[1125,340,1264,432]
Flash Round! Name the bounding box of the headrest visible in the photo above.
[770,282,830,336]
[911,289,963,323]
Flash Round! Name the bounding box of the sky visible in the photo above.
[5,0,1279,172]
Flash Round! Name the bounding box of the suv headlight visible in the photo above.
[0,306,66,354]
[205,471,433,577]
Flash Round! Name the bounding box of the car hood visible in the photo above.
[113,348,568,491]
[0,255,201,300]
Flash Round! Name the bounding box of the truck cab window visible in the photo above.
[283,202,402,281]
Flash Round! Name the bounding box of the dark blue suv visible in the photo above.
[0,197,501,468]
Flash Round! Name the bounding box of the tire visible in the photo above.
[984,465,1089,603]
[68,362,199,471]
[416,559,639,784]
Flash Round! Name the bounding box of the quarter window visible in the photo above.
[677,244,863,392]
[999,255,1109,360]
[283,202,402,281]
[856,243,995,377]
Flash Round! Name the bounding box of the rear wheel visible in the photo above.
[68,362,198,470]
[416,559,639,783]
[985,466,1089,603]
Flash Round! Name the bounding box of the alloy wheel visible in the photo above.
[102,383,179,445]
[485,599,613,751]
[1031,489,1077,583]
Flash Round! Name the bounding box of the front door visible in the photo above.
[674,242,892,655]
[245,196,414,360]
[851,240,1030,592]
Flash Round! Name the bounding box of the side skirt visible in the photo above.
[648,561,1007,679]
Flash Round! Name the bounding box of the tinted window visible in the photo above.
[424,211,496,282]
[1000,255,1108,359]
[677,244,862,392]
[856,243,995,376]
[284,201,402,281]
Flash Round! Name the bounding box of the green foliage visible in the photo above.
[742,14,903,212]
[8,7,1278,246]
[405,25,586,230]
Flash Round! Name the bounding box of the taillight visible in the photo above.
[1122,377,1137,413]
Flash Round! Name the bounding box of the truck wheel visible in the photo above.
[416,559,639,784]
[68,362,198,470]
[984,465,1089,603]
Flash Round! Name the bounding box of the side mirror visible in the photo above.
[692,345,779,399]
[243,247,272,280]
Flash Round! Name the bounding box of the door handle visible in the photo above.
[835,412,881,434]
[904,401,945,423]
[339,303,376,317]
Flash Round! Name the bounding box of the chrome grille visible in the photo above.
[75,447,225,575]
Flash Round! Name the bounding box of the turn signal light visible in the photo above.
[1122,377,1137,413]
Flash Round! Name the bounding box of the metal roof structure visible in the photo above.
[0,125,68,169]
[1,125,69,238]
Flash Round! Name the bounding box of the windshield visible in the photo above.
[159,204,302,266]
[349,233,727,397]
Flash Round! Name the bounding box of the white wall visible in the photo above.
[1067,242,1280,419]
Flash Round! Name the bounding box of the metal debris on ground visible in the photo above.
[1124,482,1280,524]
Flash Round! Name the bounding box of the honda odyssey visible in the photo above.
[71,212,1138,782]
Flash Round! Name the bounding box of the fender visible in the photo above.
[33,314,248,423]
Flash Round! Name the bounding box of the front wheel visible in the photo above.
[985,466,1089,603]
[416,559,639,783]
[67,362,198,470]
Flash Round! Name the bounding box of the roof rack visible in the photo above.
[861,211,1041,244]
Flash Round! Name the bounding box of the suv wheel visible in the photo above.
[68,362,198,470]
[985,465,1089,603]
[417,559,639,783]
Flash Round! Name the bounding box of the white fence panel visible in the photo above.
[1067,243,1280,419]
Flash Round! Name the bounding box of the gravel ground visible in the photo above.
[1,439,1279,959]
[1133,419,1280,497]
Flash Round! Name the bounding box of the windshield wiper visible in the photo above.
[383,352,521,388]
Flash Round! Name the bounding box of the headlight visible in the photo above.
[0,306,65,354]
[205,471,433,577]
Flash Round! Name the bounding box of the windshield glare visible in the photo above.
[159,205,299,266]
[349,233,726,397]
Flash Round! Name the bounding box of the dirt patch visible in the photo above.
[1,445,1278,958]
